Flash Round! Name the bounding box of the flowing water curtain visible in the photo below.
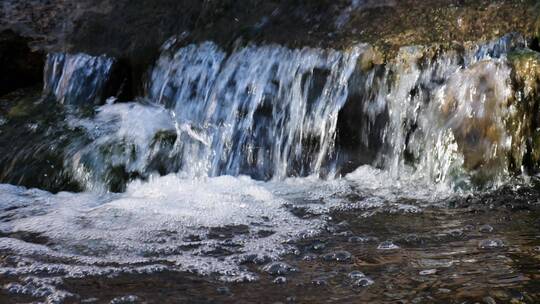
[148,42,365,180]
[376,33,524,187]
[43,53,115,105]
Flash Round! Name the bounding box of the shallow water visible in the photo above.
[1,175,539,303]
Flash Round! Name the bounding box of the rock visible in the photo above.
[0,30,44,96]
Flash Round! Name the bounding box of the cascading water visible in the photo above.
[2,32,540,302]
[62,33,529,191]
[43,53,115,106]
[148,40,364,179]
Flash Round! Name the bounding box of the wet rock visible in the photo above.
[262,262,297,276]
[508,49,540,98]
[440,60,513,179]
[322,250,352,262]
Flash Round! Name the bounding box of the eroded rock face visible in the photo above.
[1,0,538,94]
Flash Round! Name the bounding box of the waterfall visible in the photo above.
[43,53,115,105]
[376,33,525,187]
[148,40,364,179]
[44,33,535,191]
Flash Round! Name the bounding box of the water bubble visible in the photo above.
[322,251,352,262]
[377,241,400,250]
[348,236,378,243]
[352,277,374,287]
[478,239,505,249]
[110,295,140,304]
[273,276,287,284]
[216,287,231,295]
[262,262,297,276]
[419,269,437,276]
[479,224,494,233]
[302,254,318,261]
[311,278,327,286]
[348,270,366,280]
[311,242,326,251]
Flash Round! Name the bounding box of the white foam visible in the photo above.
[0,162,456,285]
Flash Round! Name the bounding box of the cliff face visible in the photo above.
[1,0,539,95]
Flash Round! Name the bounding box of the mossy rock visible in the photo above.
[508,48,540,97]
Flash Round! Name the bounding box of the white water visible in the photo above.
[149,39,364,179]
